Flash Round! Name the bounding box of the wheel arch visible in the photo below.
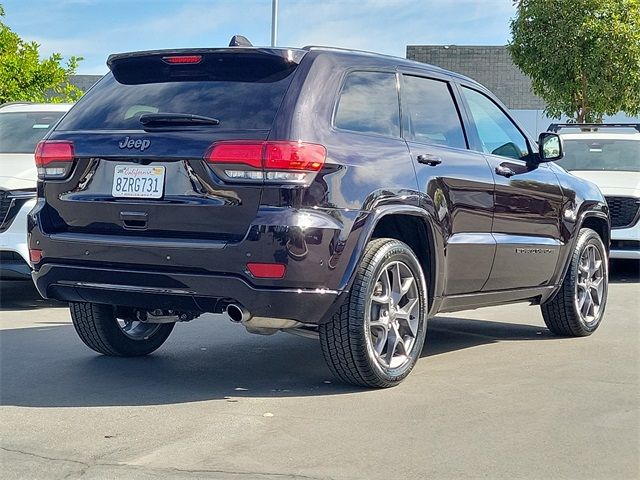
[339,206,441,313]
[581,214,610,252]
[546,210,610,304]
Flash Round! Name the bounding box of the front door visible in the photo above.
[458,85,564,291]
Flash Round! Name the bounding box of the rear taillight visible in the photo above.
[34,140,75,180]
[205,141,326,184]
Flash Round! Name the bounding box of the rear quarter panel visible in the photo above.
[265,51,423,291]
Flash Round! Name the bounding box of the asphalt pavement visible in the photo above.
[1,260,638,480]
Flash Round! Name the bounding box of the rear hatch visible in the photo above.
[41,48,305,242]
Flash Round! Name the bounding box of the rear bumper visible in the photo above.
[32,263,345,324]
[29,206,364,323]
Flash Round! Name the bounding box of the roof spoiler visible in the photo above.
[106,45,306,85]
[107,47,306,72]
[548,123,640,133]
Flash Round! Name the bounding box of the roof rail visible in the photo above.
[548,123,640,133]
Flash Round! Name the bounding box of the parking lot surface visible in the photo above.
[1,261,638,480]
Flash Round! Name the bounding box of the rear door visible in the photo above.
[400,72,496,295]
[43,49,302,242]
[457,84,564,291]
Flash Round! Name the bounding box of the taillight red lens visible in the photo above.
[205,141,326,172]
[246,262,286,279]
[264,142,326,171]
[162,55,202,64]
[206,142,263,168]
[35,140,75,180]
[34,140,74,166]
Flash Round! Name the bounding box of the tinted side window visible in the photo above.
[334,71,400,137]
[461,86,529,160]
[402,75,466,149]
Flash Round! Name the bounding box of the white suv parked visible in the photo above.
[0,102,72,279]
[550,123,640,260]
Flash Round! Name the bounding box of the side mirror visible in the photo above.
[537,132,563,162]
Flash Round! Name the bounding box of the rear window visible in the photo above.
[0,111,65,153]
[57,53,299,131]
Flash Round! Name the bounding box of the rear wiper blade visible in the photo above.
[139,113,220,127]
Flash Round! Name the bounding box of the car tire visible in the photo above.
[70,302,174,356]
[319,238,428,388]
[541,228,608,337]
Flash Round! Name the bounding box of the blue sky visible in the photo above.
[3,0,516,75]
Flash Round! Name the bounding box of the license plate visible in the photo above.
[112,165,165,199]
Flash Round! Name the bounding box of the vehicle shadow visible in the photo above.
[0,260,634,408]
[0,280,65,311]
[424,316,552,358]
[0,314,558,408]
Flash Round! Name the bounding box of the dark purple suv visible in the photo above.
[29,41,610,387]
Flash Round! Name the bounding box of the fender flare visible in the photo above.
[545,209,610,303]
[337,205,443,307]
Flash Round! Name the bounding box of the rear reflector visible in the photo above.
[29,248,42,264]
[162,55,202,64]
[246,262,286,279]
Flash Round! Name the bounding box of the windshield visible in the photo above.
[557,138,640,172]
[0,111,65,153]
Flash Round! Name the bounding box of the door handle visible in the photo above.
[495,165,516,178]
[416,154,442,166]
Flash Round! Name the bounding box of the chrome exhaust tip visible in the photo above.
[226,304,251,323]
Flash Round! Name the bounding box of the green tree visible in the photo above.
[508,0,640,123]
[0,5,83,104]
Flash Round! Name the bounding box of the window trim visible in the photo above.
[399,73,470,150]
[456,83,535,162]
[330,68,403,140]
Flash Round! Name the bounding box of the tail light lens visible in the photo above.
[34,140,75,180]
[205,140,326,184]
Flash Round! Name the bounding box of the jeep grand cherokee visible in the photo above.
[29,40,610,387]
